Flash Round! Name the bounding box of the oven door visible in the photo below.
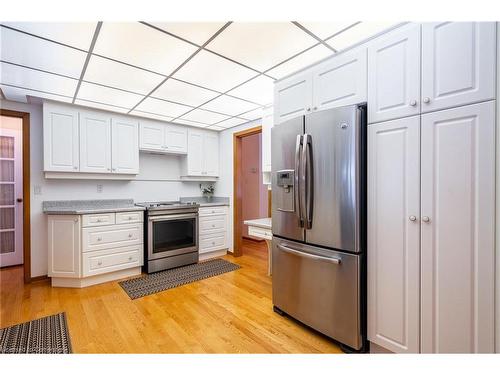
[148,213,198,260]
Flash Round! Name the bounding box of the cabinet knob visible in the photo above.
[97,237,102,241]
[212,242,215,245]
[128,217,133,220]
[306,107,311,112]
[74,218,78,223]
[422,216,430,223]
[128,233,133,238]
[212,224,215,227]
[97,261,102,266]
[73,166,78,170]
[409,215,417,222]
[410,100,417,107]
[97,219,102,222]
[112,168,116,172]
[423,97,431,104]
[128,256,133,261]
[313,106,318,111]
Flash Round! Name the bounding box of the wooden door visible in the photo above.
[367,115,421,353]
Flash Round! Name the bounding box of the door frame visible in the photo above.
[232,125,262,257]
[0,109,31,283]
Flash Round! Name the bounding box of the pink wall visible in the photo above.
[241,133,268,238]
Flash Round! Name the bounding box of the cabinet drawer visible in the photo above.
[82,212,115,227]
[199,233,227,254]
[115,211,143,224]
[248,226,272,240]
[199,206,228,217]
[199,215,226,234]
[82,223,143,252]
[82,245,143,277]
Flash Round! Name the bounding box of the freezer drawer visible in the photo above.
[272,238,362,350]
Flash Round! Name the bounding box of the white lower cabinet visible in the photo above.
[48,211,144,287]
[368,101,496,353]
[367,115,421,353]
[198,206,228,256]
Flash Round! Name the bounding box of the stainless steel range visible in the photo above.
[135,201,200,273]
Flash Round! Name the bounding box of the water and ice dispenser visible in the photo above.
[276,169,295,212]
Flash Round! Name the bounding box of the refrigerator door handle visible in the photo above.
[302,133,313,229]
[278,243,341,264]
[295,134,304,227]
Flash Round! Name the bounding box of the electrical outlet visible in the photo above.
[33,185,42,195]
[96,184,103,193]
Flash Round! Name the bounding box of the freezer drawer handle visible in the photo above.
[278,244,341,265]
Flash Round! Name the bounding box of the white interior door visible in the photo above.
[0,118,23,267]
[420,101,495,353]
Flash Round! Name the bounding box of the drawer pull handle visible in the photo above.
[97,237,102,241]
[97,261,102,266]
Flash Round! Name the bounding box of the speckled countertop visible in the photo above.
[180,196,229,207]
[42,199,145,214]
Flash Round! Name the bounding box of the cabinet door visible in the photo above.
[274,70,313,124]
[47,215,81,278]
[112,117,139,174]
[367,23,421,124]
[312,47,367,111]
[139,121,165,152]
[367,116,421,353]
[43,103,80,172]
[187,129,204,176]
[79,110,112,173]
[421,22,496,113]
[421,101,495,353]
[203,131,219,177]
[165,124,188,154]
[261,106,273,173]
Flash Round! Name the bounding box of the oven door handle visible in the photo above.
[148,213,198,221]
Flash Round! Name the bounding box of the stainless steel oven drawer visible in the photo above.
[272,238,362,350]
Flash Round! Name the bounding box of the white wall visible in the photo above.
[0,99,205,277]
[217,119,262,253]
[495,21,499,354]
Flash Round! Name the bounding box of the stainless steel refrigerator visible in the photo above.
[271,103,367,352]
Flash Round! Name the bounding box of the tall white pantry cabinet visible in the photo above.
[367,22,496,353]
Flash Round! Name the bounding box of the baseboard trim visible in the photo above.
[31,275,49,283]
[50,267,142,288]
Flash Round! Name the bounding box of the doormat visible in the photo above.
[119,258,241,299]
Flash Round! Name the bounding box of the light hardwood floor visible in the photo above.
[0,239,342,353]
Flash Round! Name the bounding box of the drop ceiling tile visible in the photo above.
[75,99,129,114]
[297,21,358,40]
[84,55,165,95]
[151,78,219,107]
[77,82,143,108]
[135,97,192,118]
[200,94,260,116]
[173,50,256,92]
[2,22,97,50]
[0,27,87,78]
[148,22,226,45]
[0,84,73,103]
[206,22,318,71]
[129,110,175,123]
[326,22,398,51]
[238,107,264,121]
[227,75,274,105]
[94,22,198,75]
[266,44,332,80]
[174,119,209,128]
[179,108,229,125]
[208,125,225,131]
[0,62,78,97]
[215,117,248,129]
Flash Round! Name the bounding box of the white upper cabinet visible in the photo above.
[261,106,273,173]
[111,117,139,174]
[185,129,219,177]
[420,101,495,353]
[164,124,188,154]
[43,103,80,172]
[421,22,496,113]
[367,115,421,353]
[139,121,165,152]
[139,121,187,154]
[368,23,421,123]
[274,70,312,124]
[312,47,367,111]
[79,110,112,173]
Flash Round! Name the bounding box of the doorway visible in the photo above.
[233,126,269,257]
[0,109,31,283]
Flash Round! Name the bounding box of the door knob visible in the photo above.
[16,198,23,203]
[423,97,431,104]
[410,100,417,107]
[422,216,430,222]
[409,215,417,221]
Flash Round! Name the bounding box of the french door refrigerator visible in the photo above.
[271,103,367,352]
